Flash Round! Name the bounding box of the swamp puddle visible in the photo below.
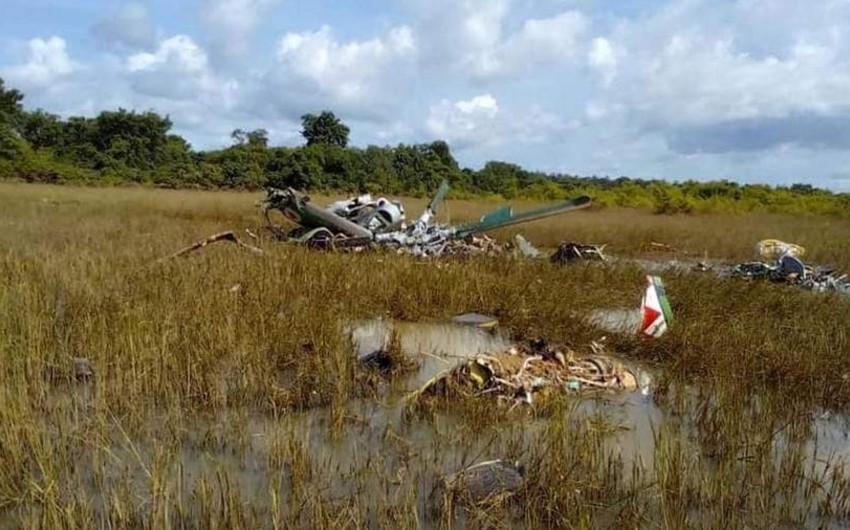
[350,318,512,387]
[22,318,850,527]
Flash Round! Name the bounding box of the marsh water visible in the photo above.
[27,316,850,528]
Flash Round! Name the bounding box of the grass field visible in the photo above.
[2,181,850,528]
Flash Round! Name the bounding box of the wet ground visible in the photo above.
[13,315,850,527]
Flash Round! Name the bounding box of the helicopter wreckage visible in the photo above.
[261,181,593,256]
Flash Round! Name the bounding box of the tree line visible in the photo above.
[1,77,848,215]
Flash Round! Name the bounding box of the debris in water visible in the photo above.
[357,349,396,372]
[550,241,607,264]
[451,313,499,329]
[442,459,523,503]
[409,340,646,408]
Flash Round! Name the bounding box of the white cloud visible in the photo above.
[202,0,280,59]
[426,94,499,146]
[588,0,850,153]
[486,11,588,78]
[406,0,587,79]
[92,3,157,49]
[127,35,239,105]
[637,35,850,126]
[588,37,617,86]
[425,93,566,149]
[2,37,75,88]
[259,25,416,118]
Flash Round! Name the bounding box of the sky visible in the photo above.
[2,0,850,190]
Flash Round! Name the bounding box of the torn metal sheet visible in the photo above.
[640,275,673,339]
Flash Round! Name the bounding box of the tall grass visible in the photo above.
[2,182,850,528]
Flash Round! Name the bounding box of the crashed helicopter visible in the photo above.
[261,181,592,256]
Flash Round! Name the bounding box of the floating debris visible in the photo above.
[550,241,607,264]
[442,459,524,504]
[409,340,646,408]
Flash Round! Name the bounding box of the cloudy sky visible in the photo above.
[2,0,850,189]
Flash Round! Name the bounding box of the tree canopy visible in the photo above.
[301,111,350,147]
[0,76,848,216]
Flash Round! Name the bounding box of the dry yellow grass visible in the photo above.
[2,181,850,528]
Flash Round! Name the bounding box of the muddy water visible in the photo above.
[350,318,511,386]
[23,319,850,527]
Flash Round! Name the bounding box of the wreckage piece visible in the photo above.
[409,341,645,408]
[453,195,592,239]
[264,187,373,239]
[159,231,264,261]
[442,460,524,504]
[263,181,592,257]
[757,239,806,260]
[640,276,673,339]
[729,240,850,294]
[513,234,543,258]
[550,241,607,264]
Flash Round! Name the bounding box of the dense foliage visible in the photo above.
[1,77,848,215]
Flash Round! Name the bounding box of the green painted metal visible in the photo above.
[454,195,592,238]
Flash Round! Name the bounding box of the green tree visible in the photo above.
[300,111,349,147]
[0,78,26,159]
[19,109,63,149]
[0,77,24,127]
[246,128,269,148]
[231,128,247,146]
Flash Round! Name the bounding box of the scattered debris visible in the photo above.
[587,275,674,339]
[452,313,499,330]
[639,276,673,338]
[74,357,94,382]
[159,231,264,262]
[408,340,646,408]
[442,459,524,504]
[262,180,591,257]
[550,242,607,264]
[513,234,543,258]
[757,239,805,260]
[732,242,850,294]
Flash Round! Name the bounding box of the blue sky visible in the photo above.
[2,0,850,190]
